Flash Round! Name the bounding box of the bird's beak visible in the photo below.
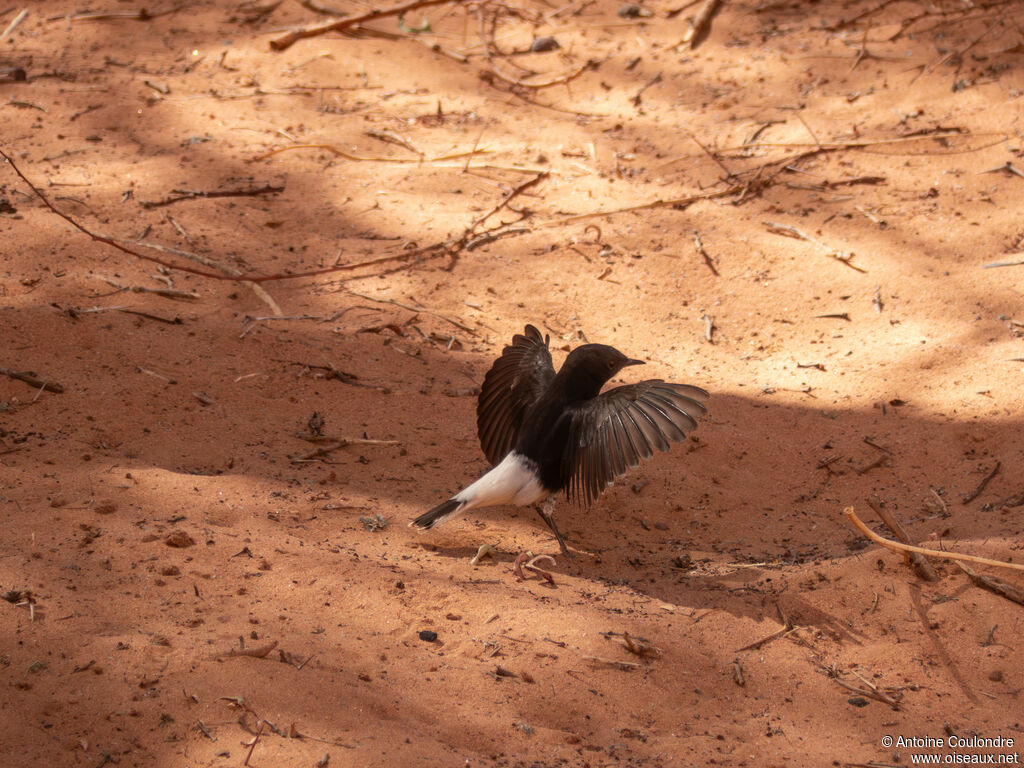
[623,358,645,367]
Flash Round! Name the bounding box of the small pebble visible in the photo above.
[164,530,195,548]
[847,696,869,708]
[618,3,653,18]
[530,36,560,52]
[418,630,438,642]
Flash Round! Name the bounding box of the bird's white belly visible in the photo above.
[455,452,548,510]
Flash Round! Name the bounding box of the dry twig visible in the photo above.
[139,184,283,209]
[0,366,64,393]
[865,495,939,581]
[290,436,399,463]
[844,506,1024,573]
[762,221,866,273]
[0,8,28,39]
[955,562,1024,606]
[60,6,184,21]
[0,149,533,286]
[298,0,348,14]
[512,551,556,583]
[693,230,718,276]
[827,669,901,710]
[255,143,486,164]
[85,306,184,325]
[675,0,723,50]
[271,0,465,50]
[100,277,199,300]
[735,602,795,652]
[962,461,1000,504]
[581,655,639,670]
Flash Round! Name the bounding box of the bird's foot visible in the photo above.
[553,535,574,559]
[536,501,574,558]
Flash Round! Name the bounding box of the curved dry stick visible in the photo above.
[474,5,597,89]
[482,57,597,90]
[1,148,237,281]
[0,149,451,284]
[270,0,464,51]
[255,144,488,163]
[844,507,1024,573]
[677,0,724,50]
[542,184,740,226]
[716,132,1006,155]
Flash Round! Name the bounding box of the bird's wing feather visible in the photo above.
[476,324,555,465]
[561,381,708,505]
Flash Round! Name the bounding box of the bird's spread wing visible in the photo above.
[560,381,708,505]
[477,324,555,465]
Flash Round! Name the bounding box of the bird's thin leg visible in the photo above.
[536,497,572,558]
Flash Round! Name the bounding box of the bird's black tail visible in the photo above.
[410,498,465,530]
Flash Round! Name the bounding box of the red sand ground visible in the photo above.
[2,0,1023,765]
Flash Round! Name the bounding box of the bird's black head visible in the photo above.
[560,343,644,399]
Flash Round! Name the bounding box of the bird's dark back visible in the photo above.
[513,344,631,493]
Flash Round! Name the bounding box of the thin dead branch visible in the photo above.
[58,6,184,22]
[0,366,64,393]
[955,562,1024,606]
[270,0,465,51]
[298,0,348,15]
[693,230,719,276]
[342,289,476,334]
[763,221,866,273]
[468,171,547,232]
[827,669,901,710]
[543,184,740,226]
[139,184,283,209]
[0,8,27,39]
[0,149,535,286]
[844,506,1024,573]
[75,305,184,325]
[255,143,487,164]
[962,461,1000,504]
[543,128,990,226]
[735,602,794,652]
[581,655,639,670]
[100,277,199,300]
[719,130,1004,155]
[865,495,939,582]
[475,5,598,89]
[675,0,724,50]
[290,436,399,463]
[286,361,392,392]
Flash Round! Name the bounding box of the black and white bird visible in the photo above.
[411,325,708,555]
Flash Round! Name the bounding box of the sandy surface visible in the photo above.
[2,0,1024,765]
